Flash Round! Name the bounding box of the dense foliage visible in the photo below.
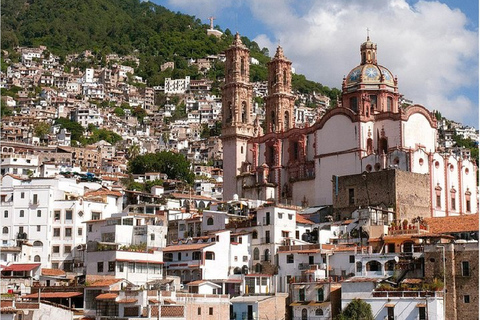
[128,151,194,184]
[1,0,340,97]
[335,299,374,320]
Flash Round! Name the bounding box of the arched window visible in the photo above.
[227,102,233,124]
[242,265,249,274]
[255,263,262,273]
[33,241,43,247]
[283,69,287,86]
[387,97,393,111]
[241,58,246,76]
[242,101,247,123]
[284,111,289,130]
[253,247,259,260]
[315,308,324,316]
[252,230,258,239]
[233,267,242,274]
[2,227,8,234]
[301,308,308,320]
[207,217,214,225]
[270,111,276,132]
[366,260,382,272]
[34,255,41,262]
[264,249,270,262]
[385,260,395,271]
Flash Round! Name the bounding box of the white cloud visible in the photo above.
[250,0,478,126]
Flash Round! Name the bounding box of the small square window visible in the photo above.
[21,192,25,199]
[64,245,71,253]
[19,210,24,218]
[78,228,83,236]
[52,246,60,253]
[65,228,72,238]
[464,295,470,303]
[53,228,60,237]
[349,255,355,263]
[37,210,41,217]
[198,307,201,315]
[4,211,8,218]
[97,261,104,273]
[209,307,213,315]
[37,225,41,232]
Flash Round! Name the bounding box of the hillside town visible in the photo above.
[0,30,479,320]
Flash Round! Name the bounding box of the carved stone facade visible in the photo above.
[221,34,255,200]
[265,46,296,133]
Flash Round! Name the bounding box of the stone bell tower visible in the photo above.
[265,46,295,133]
[221,33,255,201]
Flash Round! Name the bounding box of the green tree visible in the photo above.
[127,144,141,160]
[335,299,374,320]
[54,117,84,142]
[33,122,51,137]
[128,151,194,184]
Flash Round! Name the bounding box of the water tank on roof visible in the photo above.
[233,194,239,201]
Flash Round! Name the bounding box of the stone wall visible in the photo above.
[424,242,478,320]
[332,168,430,221]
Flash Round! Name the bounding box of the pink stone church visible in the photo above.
[221,33,477,218]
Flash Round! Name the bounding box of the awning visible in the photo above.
[416,303,426,308]
[290,301,309,306]
[294,284,306,289]
[385,303,396,307]
[96,293,118,300]
[308,301,329,307]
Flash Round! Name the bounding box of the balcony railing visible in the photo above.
[372,290,443,298]
[260,255,271,262]
[260,237,271,244]
[298,263,326,271]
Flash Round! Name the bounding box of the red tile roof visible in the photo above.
[95,293,118,300]
[41,268,66,276]
[424,214,479,234]
[2,263,41,272]
[85,188,122,198]
[88,279,123,287]
[296,215,315,225]
[116,298,137,304]
[22,292,82,299]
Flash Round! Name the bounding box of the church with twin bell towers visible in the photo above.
[221,33,478,220]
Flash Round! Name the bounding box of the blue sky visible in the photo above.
[154,0,479,128]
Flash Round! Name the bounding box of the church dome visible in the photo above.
[346,64,395,86]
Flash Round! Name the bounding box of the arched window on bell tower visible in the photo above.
[241,58,246,76]
[242,101,247,123]
[283,69,287,86]
[227,102,233,124]
[271,110,276,132]
[284,111,290,131]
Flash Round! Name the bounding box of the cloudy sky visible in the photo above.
[154,0,479,128]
